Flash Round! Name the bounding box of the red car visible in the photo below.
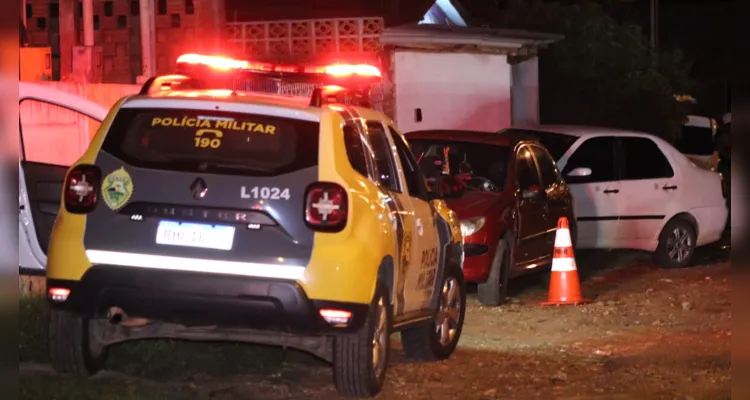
[406,130,576,306]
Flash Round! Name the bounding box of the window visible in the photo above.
[408,138,511,193]
[343,123,369,178]
[93,15,99,29]
[104,1,113,16]
[48,3,59,18]
[501,128,577,161]
[117,15,127,28]
[130,0,140,16]
[366,122,400,192]
[185,0,195,14]
[516,146,542,191]
[19,99,102,166]
[26,4,32,18]
[530,145,560,188]
[561,137,617,184]
[158,0,167,15]
[619,137,674,180]
[389,125,429,201]
[36,18,46,30]
[100,108,320,177]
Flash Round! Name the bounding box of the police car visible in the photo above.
[45,54,465,397]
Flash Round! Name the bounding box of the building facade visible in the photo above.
[21,0,440,83]
[22,0,224,82]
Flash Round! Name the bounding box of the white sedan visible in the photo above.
[19,82,108,273]
[499,125,728,268]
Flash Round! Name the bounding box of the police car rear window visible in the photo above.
[101,108,319,176]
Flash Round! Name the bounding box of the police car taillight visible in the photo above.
[305,182,348,232]
[64,164,101,214]
[48,287,70,303]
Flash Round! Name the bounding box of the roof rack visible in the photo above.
[139,53,383,108]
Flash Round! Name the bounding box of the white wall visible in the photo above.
[510,56,540,126]
[393,51,512,133]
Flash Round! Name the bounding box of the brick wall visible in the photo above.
[23,0,220,83]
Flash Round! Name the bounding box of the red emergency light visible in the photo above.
[304,64,381,78]
[175,53,381,78]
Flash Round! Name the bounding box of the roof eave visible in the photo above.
[380,25,564,53]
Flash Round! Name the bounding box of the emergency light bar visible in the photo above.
[136,53,384,108]
[175,53,382,78]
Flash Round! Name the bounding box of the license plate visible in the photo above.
[155,220,235,251]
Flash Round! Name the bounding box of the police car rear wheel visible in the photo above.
[332,281,391,397]
[401,262,466,361]
[49,309,108,375]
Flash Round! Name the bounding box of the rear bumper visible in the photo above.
[47,265,369,334]
[689,205,729,246]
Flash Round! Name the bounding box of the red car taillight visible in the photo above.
[64,164,101,214]
[305,182,348,232]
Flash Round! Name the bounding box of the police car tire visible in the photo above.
[400,261,466,361]
[332,281,391,397]
[49,309,109,375]
[477,238,511,306]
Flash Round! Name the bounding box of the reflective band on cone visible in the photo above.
[540,216,589,306]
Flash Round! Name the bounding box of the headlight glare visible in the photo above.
[460,217,486,238]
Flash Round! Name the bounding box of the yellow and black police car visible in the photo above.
[45,53,465,397]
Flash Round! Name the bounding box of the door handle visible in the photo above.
[603,188,619,194]
[662,185,678,191]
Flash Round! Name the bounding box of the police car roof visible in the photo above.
[124,88,327,120]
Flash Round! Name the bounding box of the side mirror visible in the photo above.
[521,186,542,200]
[566,167,592,178]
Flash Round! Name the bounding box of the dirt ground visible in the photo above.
[19,241,731,400]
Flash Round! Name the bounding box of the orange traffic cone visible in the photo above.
[540,217,588,306]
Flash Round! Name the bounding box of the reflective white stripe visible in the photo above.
[554,228,572,248]
[85,250,305,280]
[551,257,577,272]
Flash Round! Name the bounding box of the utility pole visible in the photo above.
[21,0,26,28]
[650,0,659,51]
[138,0,157,81]
[59,0,78,79]
[82,0,94,46]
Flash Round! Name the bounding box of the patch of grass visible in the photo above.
[19,295,49,363]
[19,295,324,380]
[19,375,196,400]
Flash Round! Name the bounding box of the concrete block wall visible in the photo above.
[23,0,218,83]
[24,1,54,47]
